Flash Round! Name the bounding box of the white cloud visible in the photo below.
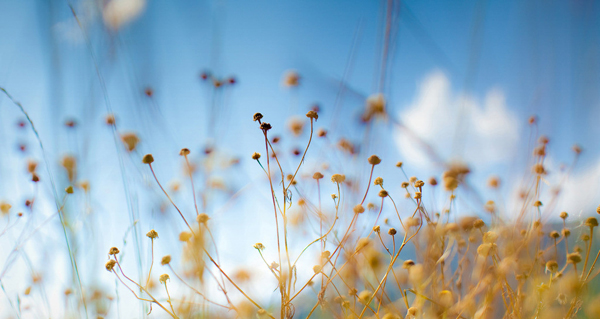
[395,70,519,168]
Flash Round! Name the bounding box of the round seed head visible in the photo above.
[396,161,403,168]
[373,225,380,233]
[159,274,170,284]
[549,231,560,239]
[374,177,383,186]
[254,243,265,250]
[585,217,598,228]
[179,148,190,156]
[414,180,425,188]
[306,110,318,120]
[317,128,327,137]
[353,204,365,214]
[402,260,415,269]
[313,172,324,180]
[562,228,571,237]
[146,229,159,239]
[161,255,171,265]
[105,114,116,125]
[388,228,397,236]
[567,252,582,264]
[105,260,116,272]
[533,200,542,207]
[197,213,210,224]
[331,174,346,183]
[429,177,437,186]
[560,211,568,219]
[65,186,74,194]
[260,122,272,131]
[546,260,558,273]
[378,189,388,198]
[413,192,422,200]
[142,154,154,164]
[368,155,381,165]
[179,231,192,242]
[109,247,120,255]
[401,182,409,188]
[253,113,263,122]
[251,152,261,160]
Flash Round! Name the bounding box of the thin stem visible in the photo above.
[148,164,194,234]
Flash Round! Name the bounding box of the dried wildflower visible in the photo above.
[321,251,330,259]
[477,243,496,256]
[196,213,210,224]
[282,70,300,87]
[105,114,116,125]
[312,265,322,274]
[483,231,498,244]
[373,225,380,233]
[367,155,381,165]
[401,182,409,188]
[105,260,116,272]
[161,255,171,265]
[142,154,154,164]
[414,180,425,188]
[0,202,11,215]
[549,231,560,239]
[254,243,265,251]
[253,113,263,122]
[367,203,376,210]
[353,204,365,214]
[121,133,140,152]
[403,260,415,269]
[533,200,542,207]
[568,252,582,264]
[317,128,327,137]
[378,190,388,197]
[109,247,120,255]
[545,260,559,273]
[306,110,318,120]
[365,93,386,119]
[251,152,261,160]
[532,163,545,175]
[413,192,421,200]
[270,262,279,270]
[562,228,571,237]
[572,144,582,154]
[260,122,272,131]
[429,177,437,186]
[331,174,345,183]
[442,161,470,191]
[179,148,190,156]
[586,217,599,228]
[61,155,77,181]
[287,117,305,136]
[313,172,323,180]
[179,232,192,242]
[32,173,40,182]
[388,228,397,236]
[487,176,500,188]
[374,177,383,186]
[560,211,569,219]
[159,274,170,284]
[146,230,158,239]
[358,290,373,304]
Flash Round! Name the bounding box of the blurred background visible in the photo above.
[0,0,599,318]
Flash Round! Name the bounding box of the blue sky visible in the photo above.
[0,0,599,317]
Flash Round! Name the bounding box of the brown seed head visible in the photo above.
[368,155,381,165]
[585,217,598,228]
[331,174,346,183]
[65,186,74,194]
[260,122,272,131]
[388,228,397,236]
[560,211,568,219]
[159,274,170,284]
[567,252,582,264]
[109,247,120,255]
[146,229,158,239]
[403,260,415,269]
[313,172,324,180]
[251,152,261,160]
[353,204,365,214]
[374,177,383,186]
[179,148,190,156]
[161,255,171,265]
[429,177,437,186]
[142,154,154,164]
[253,113,263,122]
[306,110,318,120]
[379,189,388,198]
[197,213,210,224]
[105,260,116,272]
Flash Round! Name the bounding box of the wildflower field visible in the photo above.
[0,1,599,318]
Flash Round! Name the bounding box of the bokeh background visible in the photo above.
[0,0,599,318]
